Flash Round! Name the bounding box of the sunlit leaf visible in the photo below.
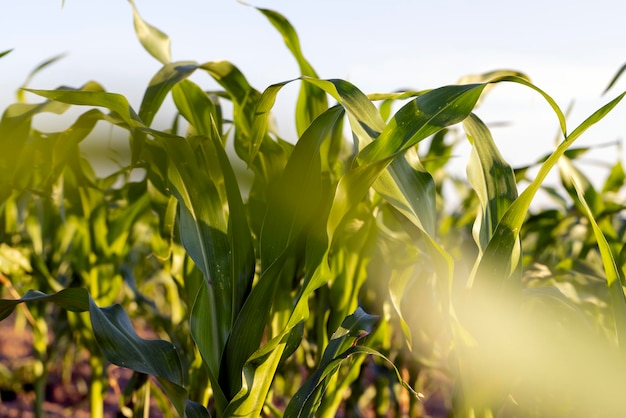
[464,113,517,255]
[128,0,171,64]
[221,106,344,406]
[571,176,626,346]
[603,62,626,95]
[17,53,66,103]
[256,8,327,135]
[474,91,626,290]
[284,308,378,416]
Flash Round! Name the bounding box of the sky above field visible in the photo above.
[2,0,626,186]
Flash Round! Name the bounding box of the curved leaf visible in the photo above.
[256,8,327,135]
[222,106,344,410]
[284,308,378,417]
[26,87,144,129]
[604,62,626,95]
[17,53,66,103]
[128,0,171,64]
[139,61,199,127]
[464,113,517,256]
[0,289,207,417]
[0,288,89,321]
[474,91,626,290]
[89,299,184,385]
[357,83,486,164]
[172,79,218,136]
[571,176,626,347]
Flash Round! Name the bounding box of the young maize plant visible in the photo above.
[1,2,626,417]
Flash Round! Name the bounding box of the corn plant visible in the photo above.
[1,2,626,418]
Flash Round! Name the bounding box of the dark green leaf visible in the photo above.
[0,288,89,321]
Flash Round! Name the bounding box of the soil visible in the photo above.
[0,311,450,417]
[0,312,145,418]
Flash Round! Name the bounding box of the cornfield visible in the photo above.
[1,2,626,417]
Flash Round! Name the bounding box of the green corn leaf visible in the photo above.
[322,84,449,336]
[571,177,626,346]
[247,79,292,165]
[604,62,626,95]
[164,143,227,282]
[107,193,151,256]
[44,109,106,188]
[199,60,291,189]
[286,82,482,377]
[128,0,171,64]
[209,129,256,320]
[200,61,258,110]
[303,77,385,149]
[265,85,481,356]
[421,128,453,172]
[139,61,198,127]
[603,160,625,193]
[374,152,455,348]
[24,82,253,413]
[26,82,203,168]
[0,289,208,416]
[376,152,438,235]
[190,279,229,413]
[378,96,395,122]
[258,105,342,270]
[221,262,292,416]
[221,106,344,408]
[0,288,89,321]
[156,378,212,418]
[328,83,486,242]
[474,91,626,289]
[183,396,214,418]
[490,74,567,136]
[558,157,604,218]
[25,85,151,165]
[89,299,184,384]
[256,8,316,78]
[328,80,517,351]
[457,70,529,109]
[26,87,144,129]
[1,107,105,201]
[189,122,255,416]
[172,79,218,136]
[388,264,418,351]
[1,82,106,188]
[90,298,209,417]
[284,308,378,417]
[158,132,232,337]
[286,343,420,418]
[326,206,378,333]
[256,8,327,135]
[249,77,382,167]
[17,53,66,103]
[357,84,486,164]
[0,49,12,59]
[464,113,517,255]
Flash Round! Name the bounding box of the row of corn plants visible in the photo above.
[1,2,626,417]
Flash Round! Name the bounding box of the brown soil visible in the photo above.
[0,312,152,418]
[0,311,449,417]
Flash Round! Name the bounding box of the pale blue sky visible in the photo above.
[2,0,626,184]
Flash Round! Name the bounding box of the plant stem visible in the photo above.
[32,315,48,418]
[89,354,105,418]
